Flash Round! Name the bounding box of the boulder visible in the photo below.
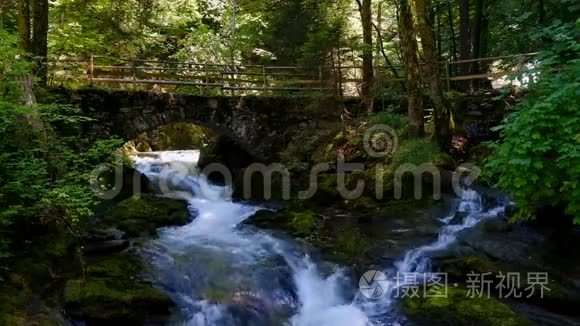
[403,286,530,326]
[103,194,189,237]
[64,254,172,324]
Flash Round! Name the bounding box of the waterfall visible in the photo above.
[131,151,507,325]
[132,151,369,326]
[355,189,507,319]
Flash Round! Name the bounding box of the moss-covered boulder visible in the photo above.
[437,255,580,315]
[403,286,530,326]
[63,254,172,324]
[246,208,323,237]
[103,195,189,237]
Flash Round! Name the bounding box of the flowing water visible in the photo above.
[131,151,508,326]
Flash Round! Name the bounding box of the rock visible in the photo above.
[103,194,189,237]
[83,240,130,255]
[436,254,580,316]
[457,218,546,269]
[403,286,530,326]
[64,254,172,324]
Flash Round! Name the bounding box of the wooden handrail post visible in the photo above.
[319,66,323,92]
[204,64,209,95]
[445,61,451,91]
[89,54,94,84]
[262,66,267,90]
[221,72,225,96]
[131,59,137,90]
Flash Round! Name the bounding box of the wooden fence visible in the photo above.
[47,53,538,95]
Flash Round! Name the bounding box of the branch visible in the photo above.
[372,22,406,89]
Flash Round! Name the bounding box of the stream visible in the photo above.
[131,151,509,326]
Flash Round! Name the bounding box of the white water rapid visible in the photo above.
[131,151,507,325]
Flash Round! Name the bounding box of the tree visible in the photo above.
[398,0,423,137]
[16,0,30,51]
[15,0,48,88]
[414,0,449,147]
[357,0,374,113]
[32,0,48,86]
[457,0,470,90]
[486,22,579,222]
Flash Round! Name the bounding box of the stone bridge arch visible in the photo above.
[63,89,339,161]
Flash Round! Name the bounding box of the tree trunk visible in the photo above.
[414,0,450,148]
[360,0,374,113]
[471,0,483,72]
[399,0,424,138]
[436,10,442,60]
[32,0,49,86]
[457,0,470,91]
[0,0,5,28]
[538,0,545,24]
[447,3,458,62]
[17,0,31,52]
[471,0,491,89]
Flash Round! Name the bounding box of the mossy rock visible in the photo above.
[64,254,172,324]
[64,279,171,323]
[313,174,341,203]
[245,208,323,237]
[104,194,189,236]
[393,139,454,168]
[437,255,580,315]
[403,286,530,326]
[287,211,323,236]
[438,256,501,281]
[342,196,382,212]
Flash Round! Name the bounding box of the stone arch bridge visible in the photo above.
[60,88,343,160]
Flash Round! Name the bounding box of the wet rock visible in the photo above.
[403,286,530,326]
[436,254,580,317]
[64,254,172,324]
[457,218,546,269]
[83,240,130,255]
[103,194,189,237]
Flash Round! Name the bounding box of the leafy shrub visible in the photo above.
[486,21,580,222]
[370,112,409,130]
[393,139,452,167]
[0,30,124,264]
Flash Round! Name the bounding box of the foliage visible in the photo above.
[0,101,124,226]
[370,112,409,130]
[486,21,580,221]
[0,29,123,264]
[392,139,452,167]
[0,29,32,100]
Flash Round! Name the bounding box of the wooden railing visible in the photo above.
[48,53,538,96]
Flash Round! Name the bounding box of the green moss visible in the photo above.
[393,139,453,167]
[64,253,172,322]
[104,195,189,236]
[86,255,141,279]
[403,286,530,326]
[288,211,322,236]
[439,256,501,280]
[64,279,170,320]
[438,256,580,315]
